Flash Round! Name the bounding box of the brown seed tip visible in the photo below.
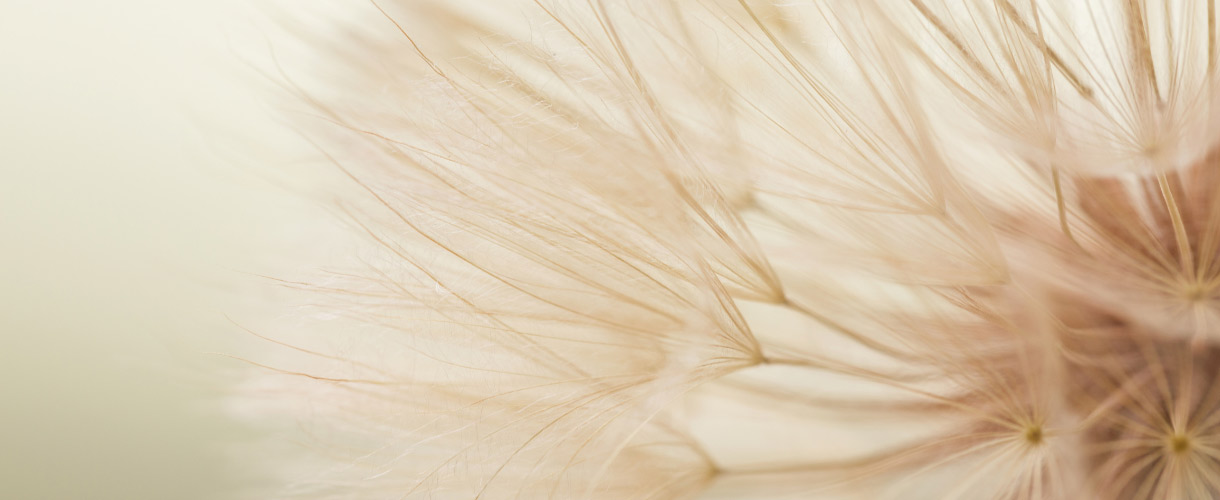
[1170,434,1191,454]
[1024,425,1043,446]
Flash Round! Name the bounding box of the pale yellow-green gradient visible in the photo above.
[1,1,340,498]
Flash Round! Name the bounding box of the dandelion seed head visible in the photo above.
[238,0,1220,498]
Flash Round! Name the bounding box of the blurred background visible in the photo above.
[0,1,340,497]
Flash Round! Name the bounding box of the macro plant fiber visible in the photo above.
[242,0,1220,498]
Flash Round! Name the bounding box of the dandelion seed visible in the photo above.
[238,0,1220,498]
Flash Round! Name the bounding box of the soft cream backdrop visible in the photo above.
[1,1,340,498]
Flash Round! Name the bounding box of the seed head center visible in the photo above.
[1024,425,1043,445]
[1170,434,1191,454]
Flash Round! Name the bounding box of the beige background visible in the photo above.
[1,1,339,497]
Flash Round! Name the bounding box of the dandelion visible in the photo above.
[240,0,1220,498]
